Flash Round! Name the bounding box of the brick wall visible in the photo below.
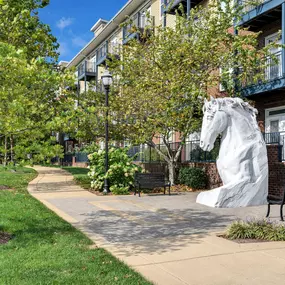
[257,19,281,49]
[254,91,285,124]
[267,144,285,197]
[143,145,285,197]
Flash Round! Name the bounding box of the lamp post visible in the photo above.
[101,69,113,194]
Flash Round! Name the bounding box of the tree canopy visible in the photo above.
[104,0,278,183]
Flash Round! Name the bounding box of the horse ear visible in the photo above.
[210,96,215,102]
[204,98,208,104]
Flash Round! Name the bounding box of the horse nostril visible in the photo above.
[200,141,204,147]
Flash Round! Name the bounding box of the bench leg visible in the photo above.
[164,186,166,195]
[281,204,284,221]
[169,185,171,196]
[266,203,270,218]
[139,186,141,197]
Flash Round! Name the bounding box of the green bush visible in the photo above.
[178,167,207,189]
[226,220,285,241]
[88,147,143,194]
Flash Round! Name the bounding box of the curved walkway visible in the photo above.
[29,166,285,285]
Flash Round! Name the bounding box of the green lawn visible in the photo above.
[63,166,91,189]
[0,166,152,285]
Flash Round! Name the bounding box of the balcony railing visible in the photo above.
[77,60,96,78]
[263,132,285,161]
[242,51,282,87]
[123,13,154,43]
[239,0,266,15]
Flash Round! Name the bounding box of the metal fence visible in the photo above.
[128,139,220,163]
[263,132,285,162]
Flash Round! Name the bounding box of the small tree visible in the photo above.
[107,0,277,184]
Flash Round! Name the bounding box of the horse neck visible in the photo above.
[222,107,260,147]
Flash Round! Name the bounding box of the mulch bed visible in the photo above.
[217,234,270,244]
[0,232,12,244]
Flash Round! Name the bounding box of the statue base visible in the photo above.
[196,174,268,208]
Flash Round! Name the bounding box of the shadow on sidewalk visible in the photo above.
[81,208,235,255]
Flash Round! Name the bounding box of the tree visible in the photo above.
[0,43,76,165]
[0,0,59,61]
[107,0,278,184]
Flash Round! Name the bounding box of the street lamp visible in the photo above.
[101,69,113,194]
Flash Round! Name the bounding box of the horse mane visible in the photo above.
[212,97,258,115]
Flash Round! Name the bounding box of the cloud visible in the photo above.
[58,42,70,57]
[71,36,88,48]
[56,17,74,30]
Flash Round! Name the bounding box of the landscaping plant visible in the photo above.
[88,147,143,194]
[178,167,207,190]
[226,219,285,241]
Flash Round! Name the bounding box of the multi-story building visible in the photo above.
[239,0,285,144]
[65,0,208,94]
[64,0,285,161]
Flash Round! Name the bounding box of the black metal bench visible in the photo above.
[134,173,171,197]
[266,190,285,221]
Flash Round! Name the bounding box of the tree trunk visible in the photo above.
[4,136,7,166]
[168,160,176,185]
[10,135,14,165]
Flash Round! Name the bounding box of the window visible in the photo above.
[270,120,279,133]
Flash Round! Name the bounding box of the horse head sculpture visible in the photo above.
[196,97,268,208]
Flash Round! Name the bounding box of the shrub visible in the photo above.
[226,219,285,241]
[88,147,143,194]
[178,167,207,189]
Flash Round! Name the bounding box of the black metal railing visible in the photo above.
[263,132,285,162]
[128,139,220,163]
[77,60,96,78]
[242,51,282,87]
[123,13,154,41]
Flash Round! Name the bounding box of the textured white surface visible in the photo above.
[197,97,268,208]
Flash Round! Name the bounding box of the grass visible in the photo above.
[63,167,91,189]
[226,219,285,241]
[0,166,152,285]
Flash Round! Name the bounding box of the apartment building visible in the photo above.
[64,0,285,161]
[239,0,285,146]
[65,0,207,94]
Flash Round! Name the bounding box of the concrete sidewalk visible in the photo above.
[29,166,285,285]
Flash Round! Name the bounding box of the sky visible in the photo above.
[39,0,128,62]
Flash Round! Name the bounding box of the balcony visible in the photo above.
[241,51,285,96]
[77,60,96,81]
[162,0,203,15]
[96,42,108,66]
[238,0,283,29]
[122,13,154,45]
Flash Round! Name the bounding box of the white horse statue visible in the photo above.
[196,97,268,208]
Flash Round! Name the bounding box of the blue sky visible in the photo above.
[39,0,128,62]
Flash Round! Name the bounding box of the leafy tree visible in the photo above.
[0,0,59,61]
[0,43,76,165]
[106,0,278,184]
